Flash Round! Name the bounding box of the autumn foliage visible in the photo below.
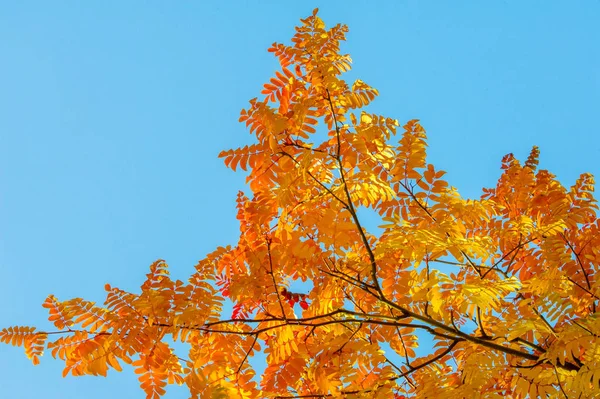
[3,9,600,398]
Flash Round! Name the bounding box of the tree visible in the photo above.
[2,9,599,399]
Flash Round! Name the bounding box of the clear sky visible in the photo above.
[1,1,598,398]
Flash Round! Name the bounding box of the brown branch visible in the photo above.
[513,337,546,354]
[562,233,592,291]
[399,180,482,277]
[566,276,600,301]
[485,235,536,279]
[279,151,349,207]
[397,327,412,366]
[375,296,579,369]
[236,334,258,374]
[514,293,557,337]
[432,259,506,277]
[325,89,383,296]
[561,233,595,312]
[553,365,570,399]
[282,140,330,155]
[273,375,398,398]
[318,261,376,292]
[398,339,462,379]
[265,237,288,320]
[476,307,489,339]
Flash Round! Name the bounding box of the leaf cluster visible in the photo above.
[3,9,600,399]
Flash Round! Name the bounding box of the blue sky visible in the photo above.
[1,1,598,398]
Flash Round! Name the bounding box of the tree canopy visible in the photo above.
[3,9,600,399]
